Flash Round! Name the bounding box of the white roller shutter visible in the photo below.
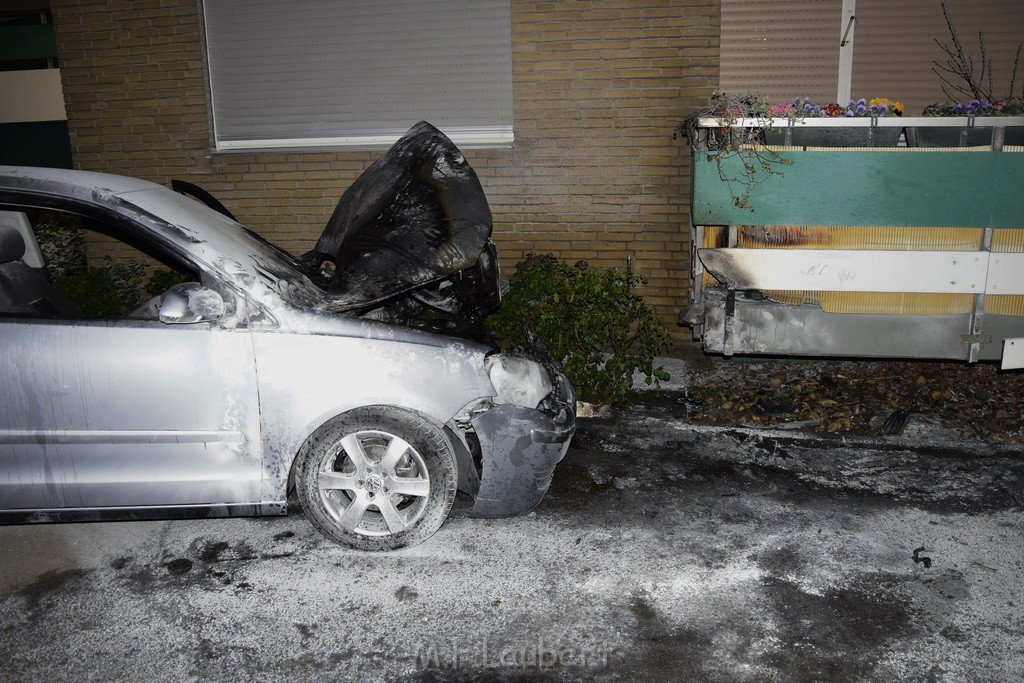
[202,0,513,150]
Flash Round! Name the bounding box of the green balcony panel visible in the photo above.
[693,150,1024,229]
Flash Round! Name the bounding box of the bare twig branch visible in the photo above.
[1010,45,1021,98]
[979,31,993,102]
[932,1,1021,102]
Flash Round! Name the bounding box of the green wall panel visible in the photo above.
[0,25,57,61]
[693,150,1024,228]
[0,121,72,169]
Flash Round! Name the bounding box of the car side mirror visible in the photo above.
[158,282,226,324]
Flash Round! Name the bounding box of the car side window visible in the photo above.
[0,206,205,322]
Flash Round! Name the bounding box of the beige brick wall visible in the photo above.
[50,0,719,337]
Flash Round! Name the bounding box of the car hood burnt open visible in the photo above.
[301,122,500,330]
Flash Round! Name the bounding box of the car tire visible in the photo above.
[295,406,458,551]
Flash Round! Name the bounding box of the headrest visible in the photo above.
[0,225,26,264]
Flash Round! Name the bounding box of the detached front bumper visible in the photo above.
[469,373,576,518]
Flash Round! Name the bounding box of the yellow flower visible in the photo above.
[869,97,904,115]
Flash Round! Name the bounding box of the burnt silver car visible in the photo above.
[0,123,575,550]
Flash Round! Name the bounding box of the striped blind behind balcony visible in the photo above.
[719,0,842,104]
[851,0,1024,114]
[721,0,1024,112]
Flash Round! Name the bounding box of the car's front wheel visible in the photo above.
[295,406,458,550]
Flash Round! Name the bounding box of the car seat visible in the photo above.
[0,224,79,316]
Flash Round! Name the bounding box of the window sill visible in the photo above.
[213,127,514,153]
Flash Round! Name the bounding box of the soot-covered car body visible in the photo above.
[0,123,575,550]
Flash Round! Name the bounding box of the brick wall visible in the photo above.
[50,0,719,337]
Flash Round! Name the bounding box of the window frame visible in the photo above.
[0,195,242,324]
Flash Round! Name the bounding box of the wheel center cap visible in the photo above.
[364,474,383,493]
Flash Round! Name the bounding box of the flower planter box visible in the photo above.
[763,125,902,147]
[908,117,1024,148]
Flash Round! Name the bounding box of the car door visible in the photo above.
[0,317,263,510]
[0,212,263,511]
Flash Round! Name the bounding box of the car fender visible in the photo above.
[249,328,493,501]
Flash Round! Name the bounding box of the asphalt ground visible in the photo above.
[1,353,1022,682]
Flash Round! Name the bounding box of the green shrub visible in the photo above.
[145,268,187,296]
[54,259,147,317]
[26,208,87,280]
[485,254,670,405]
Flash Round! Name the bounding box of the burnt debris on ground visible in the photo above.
[651,354,1024,445]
